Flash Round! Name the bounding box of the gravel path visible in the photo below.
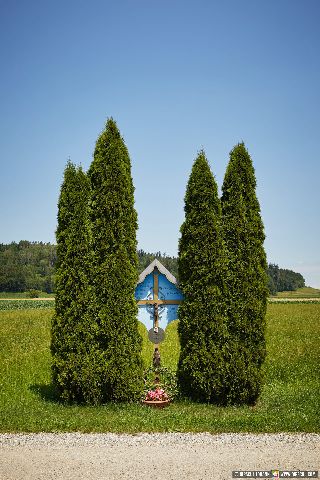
[0,433,319,480]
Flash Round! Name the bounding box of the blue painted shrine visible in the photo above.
[135,259,184,330]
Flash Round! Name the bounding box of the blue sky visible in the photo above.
[0,0,319,287]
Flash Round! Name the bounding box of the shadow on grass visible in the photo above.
[29,383,60,403]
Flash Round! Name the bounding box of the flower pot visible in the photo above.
[143,399,170,408]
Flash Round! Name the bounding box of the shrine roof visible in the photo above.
[137,259,177,285]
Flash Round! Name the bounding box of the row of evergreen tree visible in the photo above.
[0,241,305,294]
[51,117,269,405]
[51,119,143,403]
[177,148,267,404]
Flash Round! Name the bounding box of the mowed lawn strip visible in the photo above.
[0,304,319,433]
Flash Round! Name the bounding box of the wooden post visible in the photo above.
[153,268,159,351]
[136,265,182,373]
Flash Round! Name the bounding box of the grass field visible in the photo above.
[0,292,55,299]
[272,287,320,298]
[0,304,319,433]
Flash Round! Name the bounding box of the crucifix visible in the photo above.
[137,266,182,357]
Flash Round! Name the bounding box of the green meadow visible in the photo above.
[0,292,55,299]
[273,287,320,298]
[0,304,319,433]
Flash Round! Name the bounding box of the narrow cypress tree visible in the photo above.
[87,118,143,402]
[221,142,268,404]
[177,151,229,403]
[51,162,98,403]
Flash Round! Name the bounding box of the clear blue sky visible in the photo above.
[1,0,319,287]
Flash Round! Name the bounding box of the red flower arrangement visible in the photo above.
[145,388,168,402]
[143,388,170,408]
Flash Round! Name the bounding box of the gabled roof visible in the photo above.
[138,259,177,285]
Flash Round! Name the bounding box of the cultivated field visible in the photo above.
[0,304,319,433]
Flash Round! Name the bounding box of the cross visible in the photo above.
[137,266,182,349]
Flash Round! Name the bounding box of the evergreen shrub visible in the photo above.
[51,162,98,403]
[221,142,268,404]
[87,118,143,402]
[177,151,229,403]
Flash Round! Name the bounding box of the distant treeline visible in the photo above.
[267,263,305,294]
[137,249,178,278]
[0,241,305,294]
[0,241,56,293]
[139,250,306,293]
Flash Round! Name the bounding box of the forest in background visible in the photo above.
[0,241,305,294]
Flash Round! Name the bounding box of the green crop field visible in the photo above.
[0,304,319,433]
[0,300,54,311]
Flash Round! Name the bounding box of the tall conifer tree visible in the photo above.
[51,162,97,403]
[177,151,229,403]
[221,142,268,404]
[88,118,143,402]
